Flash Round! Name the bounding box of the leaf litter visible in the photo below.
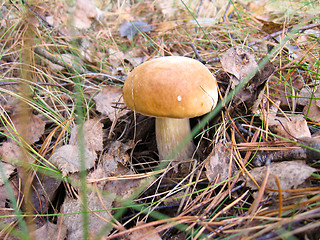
[243,161,317,198]
[0,0,320,239]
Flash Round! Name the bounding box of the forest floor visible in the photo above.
[0,0,320,239]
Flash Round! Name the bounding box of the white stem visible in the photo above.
[156,118,195,169]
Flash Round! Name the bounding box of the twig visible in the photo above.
[248,22,320,46]
[22,0,65,36]
[34,47,75,71]
[190,44,206,63]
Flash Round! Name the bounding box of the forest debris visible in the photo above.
[0,142,24,163]
[62,190,113,239]
[93,86,128,122]
[128,221,161,240]
[303,86,320,121]
[205,141,236,182]
[68,0,99,29]
[46,53,76,71]
[108,48,126,67]
[104,140,133,167]
[103,164,143,201]
[119,21,153,40]
[69,118,103,152]
[49,145,96,176]
[87,140,138,198]
[297,87,313,106]
[219,48,275,108]
[31,173,62,223]
[220,47,258,87]
[7,113,45,144]
[269,115,311,140]
[244,161,316,197]
[0,178,19,237]
[108,48,146,68]
[32,221,67,240]
[0,161,15,186]
[252,148,306,167]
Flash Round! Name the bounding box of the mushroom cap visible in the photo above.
[123,56,218,118]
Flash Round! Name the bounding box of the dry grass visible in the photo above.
[0,0,320,239]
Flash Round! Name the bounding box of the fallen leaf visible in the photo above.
[69,0,98,29]
[0,161,15,186]
[297,87,313,107]
[93,86,128,122]
[119,21,153,40]
[108,48,146,68]
[103,164,142,200]
[62,190,113,239]
[87,141,141,201]
[259,19,283,33]
[87,140,133,180]
[205,141,236,182]
[8,113,45,144]
[303,86,320,121]
[108,48,125,67]
[129,221,161,240]
[104,140,133,167]
[49,144,96,176]
[69,118,103,152]
[31,173,62,220]
[32,222,67,240]
[0,142,23,163]
[244,161,316,197]
[269,115,311,140]
[220,47,258,87]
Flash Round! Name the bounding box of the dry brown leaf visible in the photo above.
[103,165,142,200]
[49,145,96,176]
[8,113,45,144]
[0,161,15,186]
[87,155,142,202]
[220,47,258,88]
[31,222,67,240]
[129,221,161,240]
[93,86,128,122]
[269,115,311,140]
[205,141,235,182]
[108,48,125,67]
[303,87,320,121]
[69,118,103,152]
[298,87,313,107]
[104,140,133,167]
[62,190,113,239]
[0,142,23,163]
[244,161,316,197]
[108,48,146,68]
[69,0,98,29]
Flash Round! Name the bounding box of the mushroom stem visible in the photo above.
[155,117,195,170]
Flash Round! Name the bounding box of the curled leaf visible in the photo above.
[49,145,96,176]
[119,21,153,40]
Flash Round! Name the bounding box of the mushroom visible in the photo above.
[123,56,218,171]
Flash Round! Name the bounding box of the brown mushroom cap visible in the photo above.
[123,56,218,118]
